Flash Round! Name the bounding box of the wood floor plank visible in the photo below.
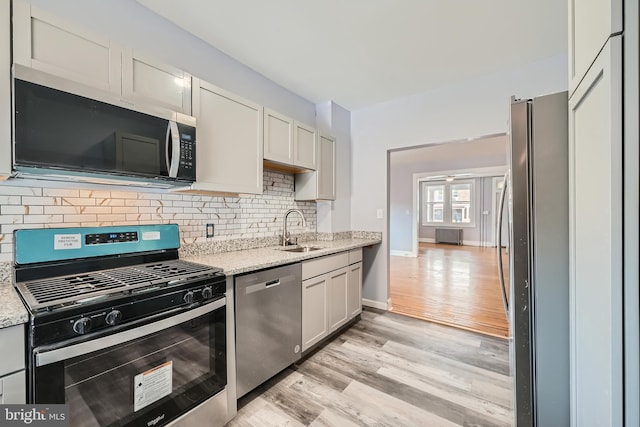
[390,243,510,337]
[227,309,513,427]
[376,366,512,424]
[341,380,460,427]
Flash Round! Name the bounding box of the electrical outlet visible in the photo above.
[206,223,215,238]
[376,209,384,219]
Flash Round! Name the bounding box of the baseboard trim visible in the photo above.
[418,238,435,243]
[362,298,388,310]
[390,250,414,257]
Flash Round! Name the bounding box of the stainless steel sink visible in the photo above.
[278,246,323,253]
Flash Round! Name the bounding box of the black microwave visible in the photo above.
[13,79,196,184]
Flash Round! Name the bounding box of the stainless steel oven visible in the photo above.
[14,224,230,427]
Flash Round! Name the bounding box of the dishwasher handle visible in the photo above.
[244,276,290,295]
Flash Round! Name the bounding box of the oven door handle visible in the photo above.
[35,297,225,367]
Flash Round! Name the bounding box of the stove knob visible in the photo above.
[202,286,213,300]
[105,310,122,326]
[73,317,92,335]
[183,291,195,304]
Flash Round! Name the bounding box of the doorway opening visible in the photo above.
[388,134,510,338]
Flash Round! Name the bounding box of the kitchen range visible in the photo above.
[13,224,230,427]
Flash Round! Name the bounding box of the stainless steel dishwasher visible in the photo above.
[235,262,302,398]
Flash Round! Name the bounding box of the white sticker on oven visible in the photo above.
[54,234,82,250]
[134,361,173,412]
[142,231,161,241]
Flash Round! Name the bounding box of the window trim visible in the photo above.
[421,179,476,227]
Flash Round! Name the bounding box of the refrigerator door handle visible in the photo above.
[496,172,509,317]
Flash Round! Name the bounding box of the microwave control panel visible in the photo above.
[179,134,195,178]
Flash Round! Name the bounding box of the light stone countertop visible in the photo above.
[183,238,381,275]
[0,281,29,329]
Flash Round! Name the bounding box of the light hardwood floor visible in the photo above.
[390,243,510,338]
[227,308,513,427]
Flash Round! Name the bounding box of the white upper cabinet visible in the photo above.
[13,0,192,115]
[263,108,317,171]
[293,121,317,170]
[569,0,622,95]
[317,134,336,199]
[0,0,11,177]
[264,108,294,165]
[13,0,121,93]
[295,133,336,201]
[121,48,192,115]
[192,79,263,195]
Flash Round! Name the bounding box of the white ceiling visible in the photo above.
[136,0,567,111]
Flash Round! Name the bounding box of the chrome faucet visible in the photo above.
[282,209,306,246]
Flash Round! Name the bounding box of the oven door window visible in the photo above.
[34,303,226,427]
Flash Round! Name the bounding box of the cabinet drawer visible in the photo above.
[348,248,362,264]
[0,325,25,377]
[302,252,349,280]
[0,370,26,404]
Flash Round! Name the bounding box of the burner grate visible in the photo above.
[17,260,219,310]
[25,272,126,305]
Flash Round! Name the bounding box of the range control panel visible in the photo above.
[85,231,139,245]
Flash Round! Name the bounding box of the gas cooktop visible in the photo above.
[13,224,223,314]
[16,259,220,311]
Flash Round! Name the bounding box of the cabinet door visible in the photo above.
[193,80,263,194]
[264,108,294,164]
[347,262,363,319]
[293,121,317,170]
[0,0,10,177]
[302,274,328,352]
[569,0,622,94]
[122,48,192,115]
[13,0,121,93]
[328,267,348,332]
[0,371,25,404]
[569,36,622,427]
[317,134,336,200]
[294,133,336,201]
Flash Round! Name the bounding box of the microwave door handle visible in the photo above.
[168,121,181,178]
[165,121,172,174]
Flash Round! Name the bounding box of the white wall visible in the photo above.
[352,53,568,304]
[23,0,316,125]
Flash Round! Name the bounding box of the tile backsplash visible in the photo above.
[0,170,316,262]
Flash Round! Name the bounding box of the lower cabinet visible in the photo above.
[0,371,26,404]
[301,248,363,352]
[302,274,328,351]
[0,325,26,404]
[327,267,348,332]
[347,261,363,319]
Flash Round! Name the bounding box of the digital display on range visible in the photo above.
[85,232,138,245]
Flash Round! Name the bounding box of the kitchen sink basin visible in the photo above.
[278,246,323,253]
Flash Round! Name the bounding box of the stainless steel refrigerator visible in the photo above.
[496,91,570,426]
